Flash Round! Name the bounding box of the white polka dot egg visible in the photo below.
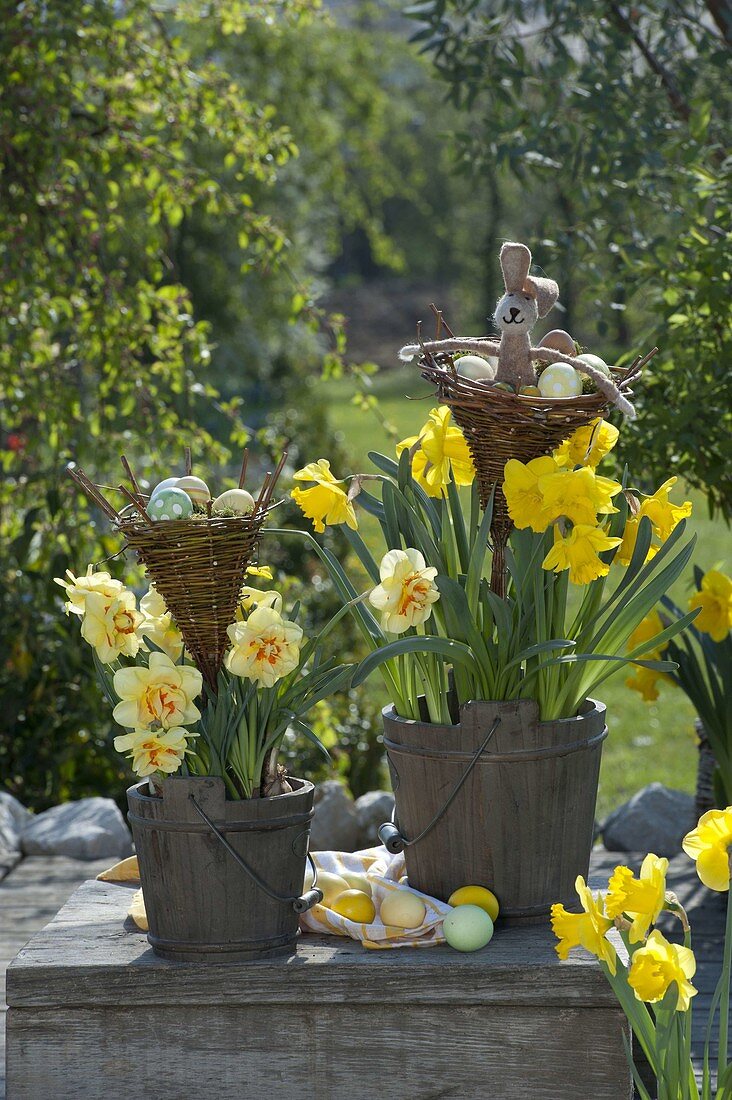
[149,487,194,522]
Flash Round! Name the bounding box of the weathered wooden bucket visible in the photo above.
[127,775,316,962]
[381,698,607,921]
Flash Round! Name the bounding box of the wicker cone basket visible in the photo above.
[68,450,285,691]
[417,347,653,595]
[118,507,272,691]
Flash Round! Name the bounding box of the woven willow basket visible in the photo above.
[416,347,652,594]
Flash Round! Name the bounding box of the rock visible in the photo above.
[0,791,33,832]
[21,797,133,861]
[602,783,695,858]
[355,790,395,846]
[309,781,361,852]
[0,793,31,869]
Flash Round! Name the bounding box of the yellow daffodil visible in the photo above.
[551,876,617,974]
[682,807,732,891]
[368,548,440,634]
[137,586,184,662]
[554,418,620,470]
[112,652,202,730]
[291,459,358,534]
[606,853,669,943]
[397,406,474,498]
[542,523,622,585]
[226,605,303,688]
[625,611,672,701]
[628,930,697,1011]
[503,455,560,532]
[55,567,125,617]
[539,467,622,527]
[114,726,194,777]
[617,478,692,567]
[688,569,732,642]
[246,564,273,580]
[640,477,693,541]
[80,589,143,664]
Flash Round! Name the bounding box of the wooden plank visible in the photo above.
[7,880,623,1009]
[6,1003,631,1100]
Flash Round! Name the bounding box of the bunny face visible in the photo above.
[494,289,539,333]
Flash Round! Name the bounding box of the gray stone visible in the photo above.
[0,790,33,831]
[21,797,133,861]
[355,790,395,846]
[309,781,361,852]
[602,783,695,858]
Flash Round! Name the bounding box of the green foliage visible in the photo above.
[404,0,732,513]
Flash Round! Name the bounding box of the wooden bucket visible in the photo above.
[127,775,315,961]
[382,698,607,920]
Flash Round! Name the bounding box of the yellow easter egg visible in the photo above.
[342,871,372,897]
[519,385,542,397]
[331,889,376,923]
[315,871,351,908]
[447,885,500,922]
[379,890,426,929]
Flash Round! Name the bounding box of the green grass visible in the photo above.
[318,366,729,819]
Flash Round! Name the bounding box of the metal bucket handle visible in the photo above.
[378,715,501,854]
[189,794,323,913]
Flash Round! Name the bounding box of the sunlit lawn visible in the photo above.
[320,367,728,819]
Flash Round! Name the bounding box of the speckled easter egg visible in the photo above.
[149,487,194,522]
[538,363,583,399]
[456,354,496,381]
[175,475,211,506]
[538,329,576,357]
[213,488,255,515]
[149,477,180,501]
[443,904,494,952]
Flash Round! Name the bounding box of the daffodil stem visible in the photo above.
[717,871,732,1082]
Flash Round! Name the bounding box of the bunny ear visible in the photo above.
[500,242,531,292]
[525,275,559,318]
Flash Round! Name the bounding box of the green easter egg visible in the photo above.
[149,487,194,522]
[537,363,582,399]
[443,904,494,952]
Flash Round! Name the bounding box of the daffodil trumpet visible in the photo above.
[287,409,696,723]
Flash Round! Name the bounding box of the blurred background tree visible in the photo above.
[403,0,732,513]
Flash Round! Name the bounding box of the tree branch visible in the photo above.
[607,2,691,122]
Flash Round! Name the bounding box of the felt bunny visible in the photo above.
[399,242,635,419]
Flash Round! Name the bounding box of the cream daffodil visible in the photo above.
[112,652,202,730]
[55,567,125,617]
[606,853,669,943]
[368,548,440,634]
[225,605,303,688]
[80,589,143,664]
[682,807,732,892]
[237,587,283,616]
[114,726,194,776]
[628,930,697,1011]
[137,586,184,662]
[291,459,357,534]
